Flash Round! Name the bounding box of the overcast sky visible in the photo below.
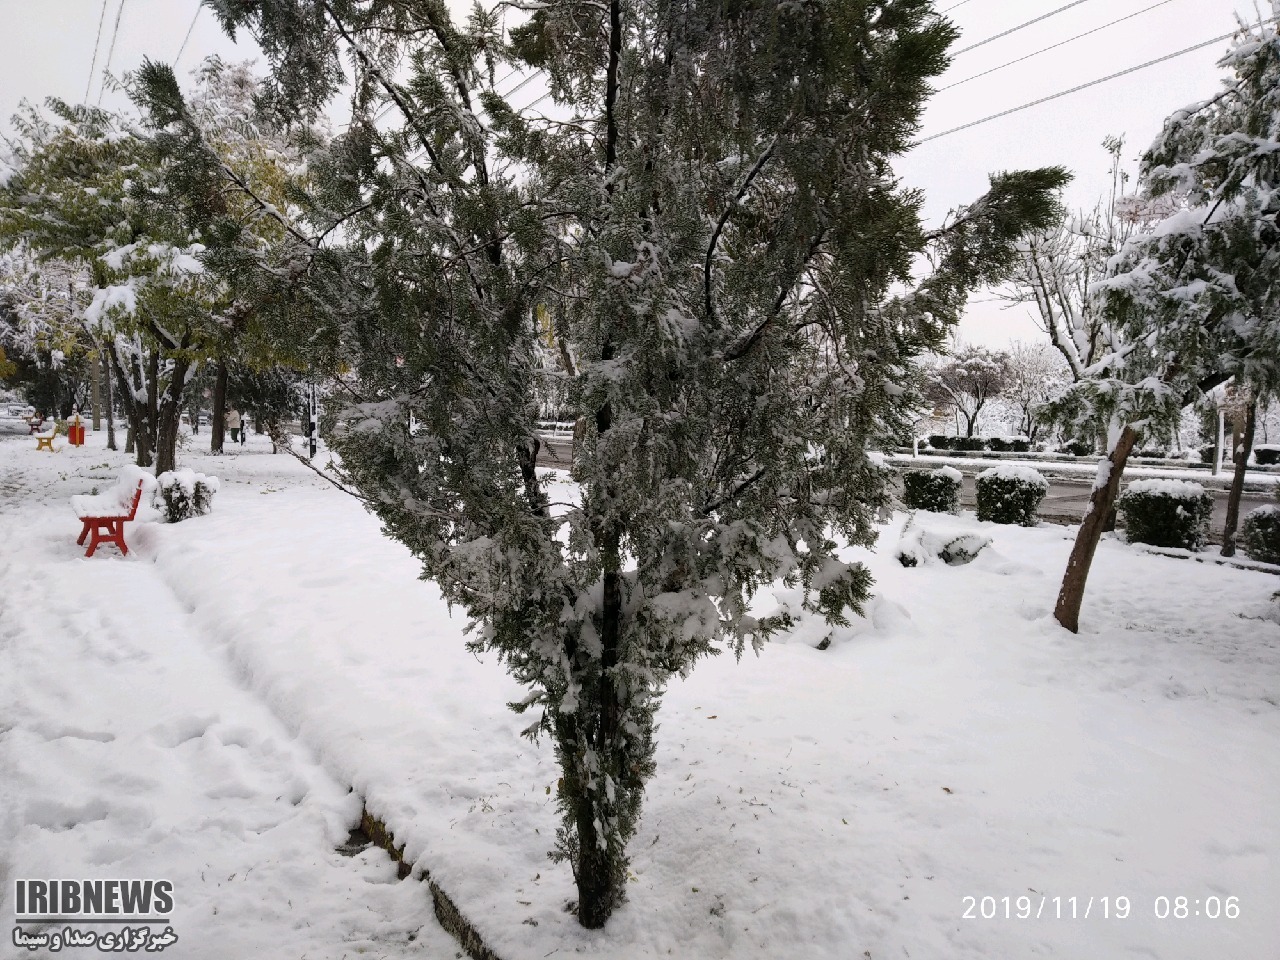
[0,0,1267,346]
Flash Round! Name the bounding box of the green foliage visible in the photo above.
[208,0,1071,926]
[1243,505,1280,563]
[901,467,961,513]
[155,469,218,522]
[1118,482,1213,550]
[975,468,1047,526]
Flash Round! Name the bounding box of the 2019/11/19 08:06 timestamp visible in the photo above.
[961,895,1241,920]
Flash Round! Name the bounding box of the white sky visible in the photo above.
[0,0,1266,346]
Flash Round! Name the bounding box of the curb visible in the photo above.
[360,807,509,960]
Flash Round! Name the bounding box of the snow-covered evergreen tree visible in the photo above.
[207,0,1067,926]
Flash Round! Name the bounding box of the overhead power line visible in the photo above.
[953,0,1095,57]
[939,0,977,14]
[939,0,1177,92]
[84,0,111,103]
[174,5,201,69]
[97,0,128,106]
[917,24,1266,145]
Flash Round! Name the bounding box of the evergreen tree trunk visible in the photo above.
[1221,400,1257,558]
[152,354,192,475]
[107,345,153,466]
[155,412,180,475]
[573,553,624,929]
[91,349,102,431]
[1054,424,1139,633]
[211,360,228,454]
[103,351,117,451]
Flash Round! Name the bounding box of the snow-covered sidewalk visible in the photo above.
[4,425,1279,959]
[0,429,455,959]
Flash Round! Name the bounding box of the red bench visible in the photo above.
[74,480,145,558]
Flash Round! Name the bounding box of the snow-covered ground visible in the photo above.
[3,421,1278,959]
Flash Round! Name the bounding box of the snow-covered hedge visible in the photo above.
[155,468,220,523]
[1117,479,1213,551]
[1254,445,1280,466]
[1242,504,1280,564]
[901,466,962,514]
[986,436,1031,453]
[975,465,1047,526]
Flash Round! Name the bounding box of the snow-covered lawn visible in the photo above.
[3,423,1278,959]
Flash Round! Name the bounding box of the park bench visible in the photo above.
[26,415,45,434]
[72,479,145,558]
[34,423,57,452]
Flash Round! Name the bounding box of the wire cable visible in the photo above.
[917,24,1264,145]
[939,0,1177,92]
[97,0,128,106]
[174,4,201,69]
[84,0,110,103]
[953,0,1095,57]
[940,0,976,14]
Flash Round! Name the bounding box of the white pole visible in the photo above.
[1214,407,1225,476]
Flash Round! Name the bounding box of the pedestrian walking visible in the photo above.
[225,407,241,444]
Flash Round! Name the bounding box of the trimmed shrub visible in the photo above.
[955,436,987,452]
[901,466,962,514]
[155,468,220,523]
[1242,504,1280,563]
[1254,445,1280,466]
[987,436,1031,453]
[1117,479,1213,550]
[975,465,1048,526]
[928,434,950,450]
[1062,439,1092,457]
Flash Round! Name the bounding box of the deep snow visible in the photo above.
[2,419,1278,959]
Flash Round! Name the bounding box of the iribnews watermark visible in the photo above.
[11,879,179,953]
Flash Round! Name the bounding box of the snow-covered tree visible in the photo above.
[1003,341,1068,442]
[1002,137,1146,381]
[208,0,1067,926]
[0,100,217,472]
[130,57,323,456]
[1054,7,1280,626]
[922,345,1011,438]
[0,251,96,417]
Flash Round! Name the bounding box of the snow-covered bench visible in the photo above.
[34,423,57,452]
[71,468,157,558]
